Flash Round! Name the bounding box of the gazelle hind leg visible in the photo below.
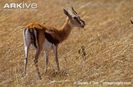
[34,31,45,79]
[34,48,42,79]
[23,29,31,75]
[24,44,30,75]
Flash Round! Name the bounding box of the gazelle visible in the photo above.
[23,7,85,79]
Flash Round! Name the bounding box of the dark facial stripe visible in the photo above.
[74,17,81,25]
[44,31,59,45]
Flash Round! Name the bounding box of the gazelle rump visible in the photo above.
[23,7,85,79]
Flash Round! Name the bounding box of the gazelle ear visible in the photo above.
[63,9,71,18]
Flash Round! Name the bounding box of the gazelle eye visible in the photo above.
[74,17,77,19]
[73,17,81,24]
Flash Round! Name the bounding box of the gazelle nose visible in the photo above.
[80,20,85,28]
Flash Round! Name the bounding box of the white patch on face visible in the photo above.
[44,39,53,51]
[80,20,84,26]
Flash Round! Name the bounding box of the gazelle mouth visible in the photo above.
[81,25,85,28]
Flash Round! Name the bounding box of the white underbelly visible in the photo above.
[44,39,53,51]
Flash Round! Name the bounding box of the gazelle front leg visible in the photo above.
[53,44,60,71]
[44,39,53,72]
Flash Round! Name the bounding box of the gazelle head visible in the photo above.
[63,7,85,28]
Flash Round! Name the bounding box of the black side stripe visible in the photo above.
[44,31,59,45]
[28,29,37,48]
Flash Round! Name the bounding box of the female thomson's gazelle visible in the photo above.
[23,7,85,79]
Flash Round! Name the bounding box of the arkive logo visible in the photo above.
[3,2,38,9]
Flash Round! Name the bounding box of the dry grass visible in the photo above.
[0,0,133,87]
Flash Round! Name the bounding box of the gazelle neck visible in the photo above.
[59,17,73,42]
